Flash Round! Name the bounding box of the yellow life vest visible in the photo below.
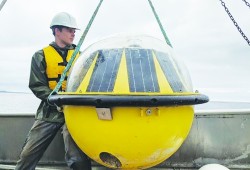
[43,45,79,91]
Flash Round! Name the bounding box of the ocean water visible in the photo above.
[1,89,250,114]
[0,92,39,114]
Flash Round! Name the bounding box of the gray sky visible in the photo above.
[1,0,250,101]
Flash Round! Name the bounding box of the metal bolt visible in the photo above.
[146,109,152,115]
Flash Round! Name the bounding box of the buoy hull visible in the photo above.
[64,105,194,169]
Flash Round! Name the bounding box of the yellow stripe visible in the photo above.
[168,57,189,91]
[152,51,173,94]
[113,49,130,94]
[77,52,99,93]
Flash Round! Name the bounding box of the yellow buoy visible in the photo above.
[49,34,209,169]
[64,105,193,169]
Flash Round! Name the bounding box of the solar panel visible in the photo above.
[87,49,123,92]
[125,48,159,92]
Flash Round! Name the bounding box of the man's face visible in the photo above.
[56,27,76,46]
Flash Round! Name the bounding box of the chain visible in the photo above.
[219,0,250,46]
[242,0,250,8]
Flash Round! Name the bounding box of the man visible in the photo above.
[15,12,92,170]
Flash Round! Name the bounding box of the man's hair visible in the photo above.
[51,25,64,36]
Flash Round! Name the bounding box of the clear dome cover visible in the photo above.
[66,34,193,94]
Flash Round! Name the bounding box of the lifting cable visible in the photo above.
[0,0,7,11]
[147,0,173,48]
[48,0,104,102]
[219,0,250,46]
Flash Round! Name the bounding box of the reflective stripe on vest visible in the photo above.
[43,46,79,91]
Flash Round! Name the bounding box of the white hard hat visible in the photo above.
[199,164,230,170]
[50,12,79,29]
